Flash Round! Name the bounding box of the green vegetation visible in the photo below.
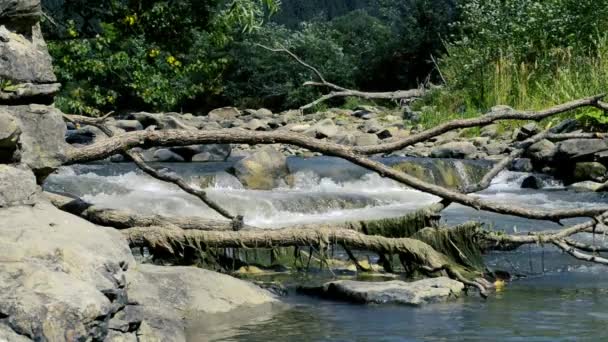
[43,0,608,129]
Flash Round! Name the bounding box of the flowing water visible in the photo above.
[45,157,608,341]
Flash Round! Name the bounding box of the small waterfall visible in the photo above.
[453,160,472,189]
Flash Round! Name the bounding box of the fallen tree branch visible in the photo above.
[552,239,608,265]
[127,150,242,225]
[45,192,239,230]
[353,94,605,154]
[257,43,427,111]
[64,129,608,221]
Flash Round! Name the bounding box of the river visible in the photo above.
[44,157,608,341]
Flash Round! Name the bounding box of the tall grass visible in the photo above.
[417,34,608,130]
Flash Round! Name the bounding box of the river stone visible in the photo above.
[0,165,37,207]
[208,107,240,121]
[190,144,232,162]
[480,124,501,139]
[300,278,464,305]
[521,175,543,189]
[230,146,289,190]
[510,158,533,172]
[126,264,277,341]
[305,118,338,139]
[527,139,557,162]
[514,123,539,141]
[431,142,476,159]
[244,118,269,131]
[252,108,273,119]
[0,200,138,340]
[153,148,185,162]
[3,105,68,180]
[568,181,605,192]
[362,119,383,134]
[555,139,608,162]
[0,111,19,161]
[354,133,379,146]
[113,119,143,132]
[573,162,607,183]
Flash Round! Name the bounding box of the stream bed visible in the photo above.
[45,157,608,341]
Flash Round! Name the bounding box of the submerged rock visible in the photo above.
[299,277,464,305]
[567,181,605,192]
[521,175,543,189]
[153,148,185,162]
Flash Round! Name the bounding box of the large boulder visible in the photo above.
[527,139,557,163]
[431,142,477,159]
[191,144,231,162]
[0,110,20,161]
[1,105,68,180]
[152,148,185,162]
[305,118,338,139]
[299,277,464,305]
[208,107,240,121]
[555,139,608,162]
[126,264,277,341]
[230,147,290,190]
[573,162,607,183]
[0,0,41,26]
[0,165,37,207]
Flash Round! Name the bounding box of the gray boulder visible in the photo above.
[555,139,608,162]
[208,107,240,121]
[0,0,41,25]
[483,142,507,156]
[527,139,557,162]
[480,124,501,139]
[514,123,539,140]
[153,149,185,162]
[567,181,605,192]
[573,162,607,182]
[431,142,477,159]
[230,147,289,190]
[191,144,232,162]
[244,118,269,131]
[510,158,533,172]
[113,119,143,132]
[0,24,56,84]
[0,111,19,161]
[305,118,338,139]
[361,119,383,134]
[0,165,37,207]
[300,277,464,305]
[354,133,379,146]
[2,105,68,179]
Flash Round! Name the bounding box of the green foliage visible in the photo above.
[423,0,608,130]
[46,0,278,116]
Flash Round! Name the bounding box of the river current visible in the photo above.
[45,157,608,341]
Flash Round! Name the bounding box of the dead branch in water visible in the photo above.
[256,44,427,111]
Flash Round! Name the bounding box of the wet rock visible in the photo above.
[305,119,338,139]
[230,146,289,190]
[527,139,557,162]
[573,162,607,183]
[510,158,533,172]
[483,142,507,156]
[127,264,277,340]
[431,141,476,159]
[555,139,608,162]
[299,277,464,305]
[208,107,240,121]
[521,175,543,189]
[568,181,604,192]
[3,105,68,180]
[377,127,399,140]
[0,165,37,207]
[153,149,185,162]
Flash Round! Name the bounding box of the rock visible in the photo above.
[510,158,533,172]
[129,112,198,130]
[230,147,289,190]
[471,137,490,147]
[305,119,338,139]
[0,111,19,161]
[0,165,37,207]
[299,277,464,305]
[480,124,501,138]
[190,144,232,162]
[208,107,240,121]
[244,118,269,131]
[0,323,31,342]
[335,133,356,145]
[127,264,277,340]
[431,142,477,159]
[483,142,507,156]
[0,24,57,94]
[287,123,310,133]
[354,133,379,146]
[527,139,557,162]
[153,149,185,162]
[113,120,143,132]
[110,154,125,163]
[2,105,68,180]
[361,119,383,134]
[355,105,380,113]
[521,175,543,189]
[555,139,608,162]
[573,162,607,182]
[0,0,42,25]
[514,123,539,141]
[0,201,138,340]
[567,181,605,192]
[252,108,272,119]
[65,128,95,145]
[403,107,421,123]
[377,127,399,140]
[490,105,515,114]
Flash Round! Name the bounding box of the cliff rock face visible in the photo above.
[0,0,59,104]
